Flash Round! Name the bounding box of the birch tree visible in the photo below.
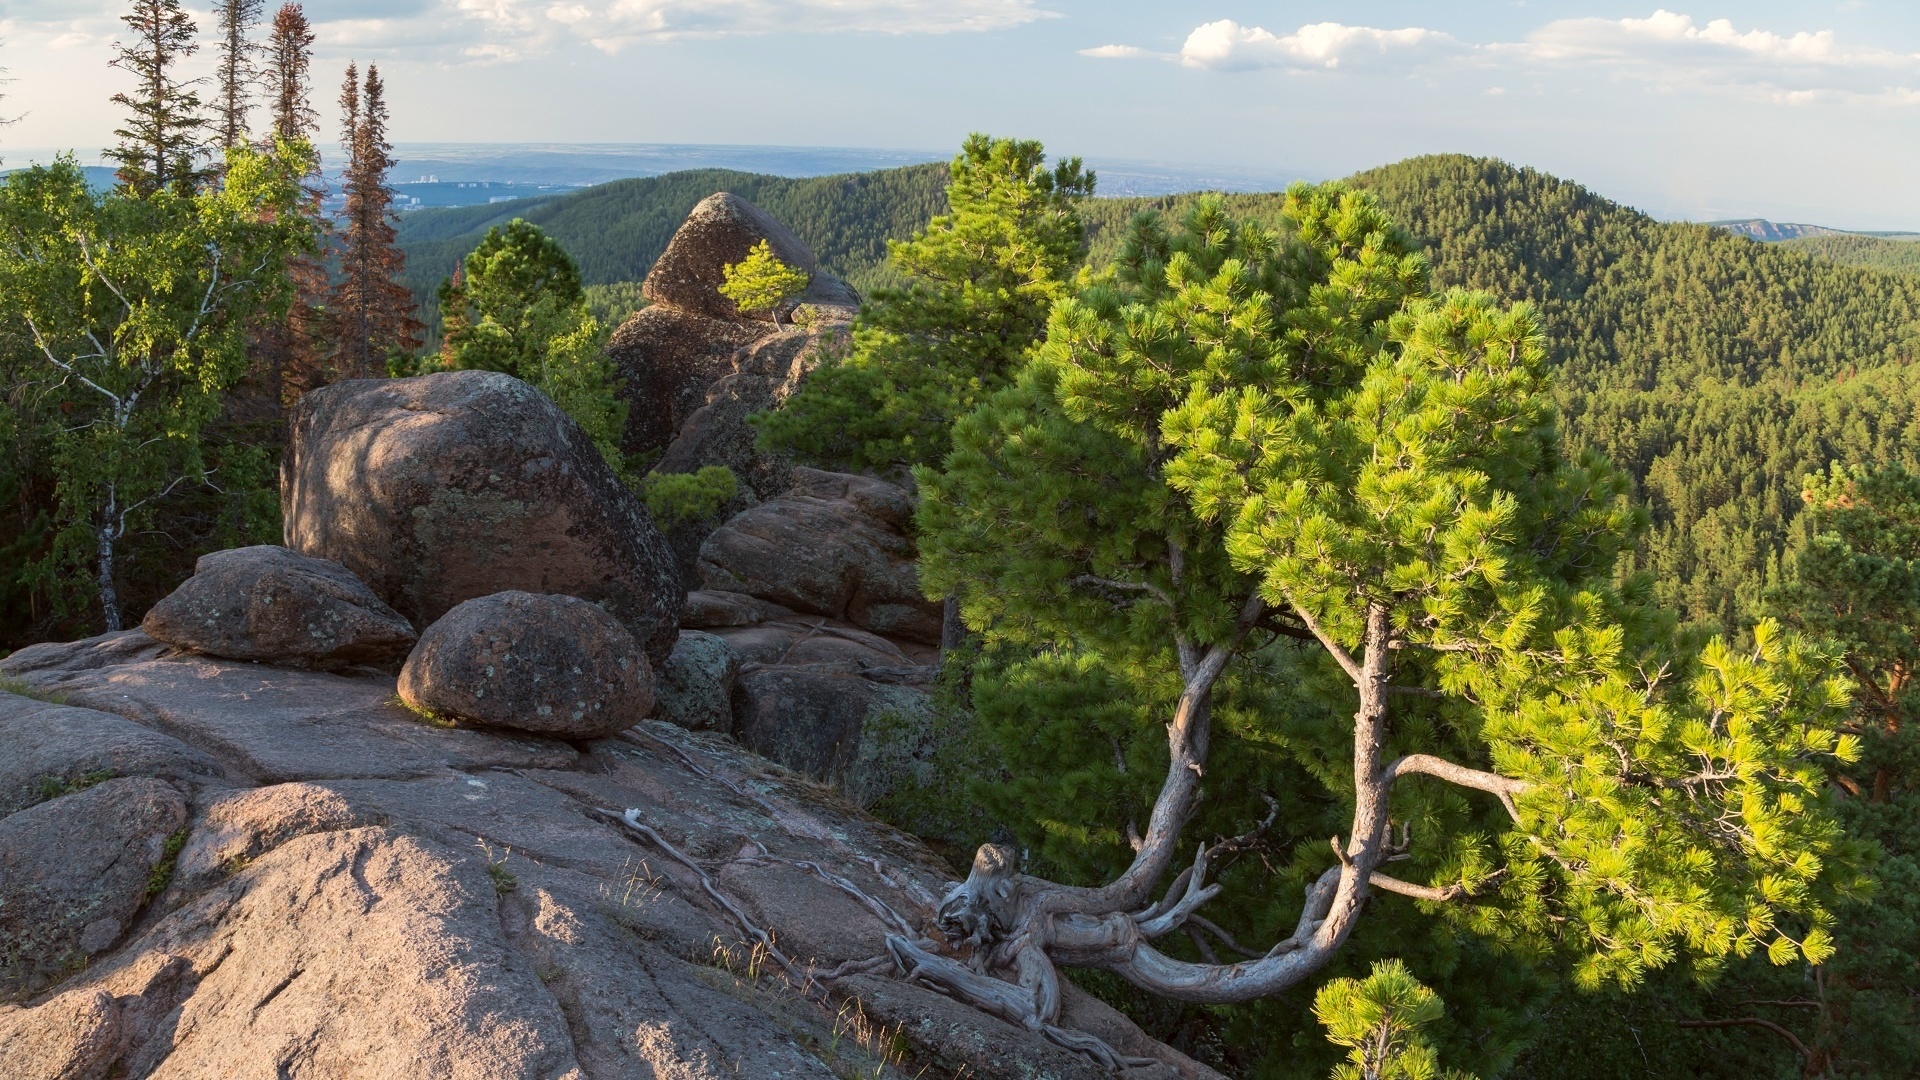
[0,146,313,630]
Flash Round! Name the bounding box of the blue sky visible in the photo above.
[4,3,1919,227]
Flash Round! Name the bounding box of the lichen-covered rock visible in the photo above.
[681,589,796,629]
[640,192,859,321]
[282,370,682,665]
[140,545,416,670]
[651,630,738,733]
[604,304,768,457]
[399,591,655,739]
[0,777,187,997]
[699,467,941,645]
[731,667,933,807]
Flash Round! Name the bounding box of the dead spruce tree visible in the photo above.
[886,190,1860,1062]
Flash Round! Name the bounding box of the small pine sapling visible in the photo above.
[718,240,810,326]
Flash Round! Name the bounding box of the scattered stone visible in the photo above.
[399,591,655,739]
[282,369,683,665]
[652,630,738,733]
[640,192,859,321]
[140,545,416,670]
[699,467,941,645]
[0,777,188,997]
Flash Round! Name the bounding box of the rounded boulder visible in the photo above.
[141,545,416,670]
[398,591,654,739]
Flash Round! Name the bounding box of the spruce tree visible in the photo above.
[264,4,316,142]
[213,0,263,154]
[261,2,326,402]
[329,63,420,379]
[892,190,1861,1068]
[755,133,1092,474]
[107,0,211,197]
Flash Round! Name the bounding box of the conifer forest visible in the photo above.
[0,4,1916,1079]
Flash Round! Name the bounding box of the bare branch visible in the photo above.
[1276,584,1362,682]
[1677,1018,1816,1068]
[1382,753,1529,822]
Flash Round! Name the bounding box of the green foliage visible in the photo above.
[638,465,738,528]
[583,280,647,329]
[0,144,315,632]
[719,239,810,323]
[433,218,628,471]
[918,188,1859,1075]
[1315,960,1478,1080]
[758,134,1093,473]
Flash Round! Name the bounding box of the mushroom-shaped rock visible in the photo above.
[641,192,859,321]
[399,591,655,738]
[699,467,941,644]
[141,545,416,670]
[282,370,682,665]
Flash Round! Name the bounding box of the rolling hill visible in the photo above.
[397,155,1920,631]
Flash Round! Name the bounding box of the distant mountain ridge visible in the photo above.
[1709,217,1920,242]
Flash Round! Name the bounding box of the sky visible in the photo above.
[2,2,1918,228]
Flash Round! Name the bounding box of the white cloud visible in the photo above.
[1080,43,1153,60]
[1087,10,1920,108]
[574,0,1052,50]
[1176,20,1457,72]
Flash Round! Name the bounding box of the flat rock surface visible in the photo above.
[1,633,579,783]
[0,632,1219,1080]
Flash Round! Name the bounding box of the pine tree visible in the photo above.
[718,240,810,326]
[107,0,211,197]
[213,0,263,154]
[895,190,1862,1067]
[755,134,1092,474]
[329,63,421,379]
[1314,961,1477,1080]
[433,218,626,466]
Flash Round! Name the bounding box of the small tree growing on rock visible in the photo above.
[718,239,810,327]
[881,189,1861,1066]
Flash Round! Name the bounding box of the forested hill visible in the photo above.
[397,153,1920,631]
[1351,155,1920,630]
[395,164,948,327]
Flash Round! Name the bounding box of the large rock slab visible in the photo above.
[399,591,655,739]
[640,192,859,321]
[0,631,1218,1079]
[0,633,578,783]
[0,777,188,997]
[654,328,837,501]
[731,666,934,807]
[141,544,416,670]
[282,370,682,665]
[0,691,219,818]
[699,468,941,645]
